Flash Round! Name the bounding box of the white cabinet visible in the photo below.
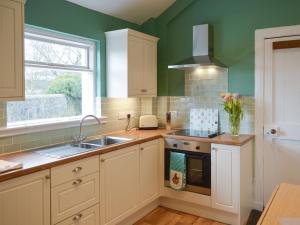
[100,145,140,225]
[51,156,99,224]
[51,173,100,224]
[211,144,239,213]
[140,140,160,205]
[0,170,50,225]
[100,140,162,225]
[106,29,158,97]
[0,0,24,100]
[211,142,253,225]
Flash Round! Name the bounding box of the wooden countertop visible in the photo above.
[164,132,254,146]
[257,183,300,225]
[0,129,254,183]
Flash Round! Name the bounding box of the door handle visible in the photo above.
[72,179,82,186]
[264,126,279,136]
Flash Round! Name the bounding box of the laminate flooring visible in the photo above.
[134,207,227,225]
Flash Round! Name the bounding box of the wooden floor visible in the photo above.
[134,207,227,225]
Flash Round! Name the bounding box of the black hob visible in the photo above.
[172,129,218,138]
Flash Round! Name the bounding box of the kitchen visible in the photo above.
[0,0,300,225]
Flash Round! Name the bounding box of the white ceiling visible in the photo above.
[66,0,175,25]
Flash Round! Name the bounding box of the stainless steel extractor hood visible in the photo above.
[168,24,226,69]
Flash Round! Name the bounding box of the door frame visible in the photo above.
[255,24,300,209]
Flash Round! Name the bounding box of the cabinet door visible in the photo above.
[56,204,99,225]
[0,0,24,100]
[142,40,157,96]
[140,140,160,205]
[100,145,140,225]
[128,35,144,96]
[211,144,240,214]
[0,170,50,225]
[51,173,99,224]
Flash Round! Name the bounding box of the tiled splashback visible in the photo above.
[154,68,254,134]
[0,68,255,155]
[0,97,141,154]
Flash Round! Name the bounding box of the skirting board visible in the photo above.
[160,197,242,225]
[252,200,264,211]
[119,199,160,225]
[118,197,259,225]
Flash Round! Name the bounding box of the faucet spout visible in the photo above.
[75,115,101,143]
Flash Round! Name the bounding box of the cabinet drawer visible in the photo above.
[51,173,99,224]
[51,156,99,187]
[55,204,99,225]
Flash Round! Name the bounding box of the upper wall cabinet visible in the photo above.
[0,0,24,100]
[106,29,159,97]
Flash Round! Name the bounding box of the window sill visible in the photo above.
[0,116,107,138]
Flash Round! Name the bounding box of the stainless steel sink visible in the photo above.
[71,143,101,149]
[33,144,99,159]
[33,136,132,159]
[85,136,132,146]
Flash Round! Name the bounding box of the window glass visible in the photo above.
[7,28,96,127]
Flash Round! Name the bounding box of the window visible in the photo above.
[7,27,96,127]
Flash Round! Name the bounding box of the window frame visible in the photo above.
[1,26,102,135]
[24,27,95,72]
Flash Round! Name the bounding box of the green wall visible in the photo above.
[142,0,300,96]
[25,0,300,97]
[25,0,139,97]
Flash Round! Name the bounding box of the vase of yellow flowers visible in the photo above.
[221,93,244,136]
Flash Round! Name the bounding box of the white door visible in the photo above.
[0,170,50,225]
[211,144,239,213]
[263,36,300,204]
[100,146,140,225]
[140,140,159,205]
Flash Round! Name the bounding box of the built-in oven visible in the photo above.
[164,138,211,195]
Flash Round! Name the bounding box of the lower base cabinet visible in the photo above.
[56,204,99,225]
[0,170,50,225]
[100,139,161,225]
[211,144,239,213]
[140,140,160,205]
[51,173,100,224]
[100,145,140,225]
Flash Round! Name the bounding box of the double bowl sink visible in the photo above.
[34,136,132,159]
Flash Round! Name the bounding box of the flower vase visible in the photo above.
[229,114,241,136]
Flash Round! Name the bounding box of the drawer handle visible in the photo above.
[72,166,82,173]
[73,213,82,221]
[72,179,82,186]
[141,89,147,93]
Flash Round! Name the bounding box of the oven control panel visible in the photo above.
[164,138,211,154]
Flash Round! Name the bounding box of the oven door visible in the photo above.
[165,149,211,195]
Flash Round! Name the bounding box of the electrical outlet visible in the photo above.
[127,111,137,118]
[169,111,178,118]
[118,112,127,120]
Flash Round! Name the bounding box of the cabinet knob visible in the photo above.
[73,214,82,221]
[72,166,82,173]
[140,147,144,151]
[141,89,147,93]
[72,179,82,186]
[45,175,51,180]
[101,158,105,163]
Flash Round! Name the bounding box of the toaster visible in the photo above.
[139,115,158,130]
